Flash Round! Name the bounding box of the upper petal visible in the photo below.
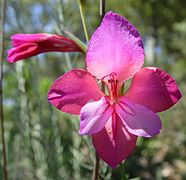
[92,115,137,168]
[79,97,113,135]
[10,33,52,46]
[86,11,144,82]
[116,97,162,138]
[48,69,103,115]
[125,67,182,112]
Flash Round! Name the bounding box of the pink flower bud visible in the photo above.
[7,33,82,63]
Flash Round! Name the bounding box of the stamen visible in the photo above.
[107,73,119,104]
[101,72,117,82]
[100,73,119,103]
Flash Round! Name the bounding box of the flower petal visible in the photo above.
[79,97,113,135]
[92,115,137,168]
[116,97,162,137]
[86,11,144,82]
[7,43,38,63]
[125,67,182,112]
[48,69,103,115]
[10,33,51,46]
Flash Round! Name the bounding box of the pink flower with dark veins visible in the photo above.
[48,11,181,167]
[7,33,82,63]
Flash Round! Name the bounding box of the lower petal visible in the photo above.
[116,97,162,138]
[7,43,38,63]
[79,97,113,135]
[92,115,137,168]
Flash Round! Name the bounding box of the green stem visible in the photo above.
[77,0,89,43]
[119,163,128,180]
[56,0,87,53]
[64,29,87,53]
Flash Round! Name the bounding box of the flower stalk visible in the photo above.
[77,0,89,43]
[92,152,100,180]
[100,0,105,21]
[92,1,106,178]
[63,29,87,53]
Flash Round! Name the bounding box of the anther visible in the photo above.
[108,79,114,83]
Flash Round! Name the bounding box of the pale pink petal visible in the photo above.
[116,97,162,137]
[79,97,113,135]
[86,11,144,82]
[125,67,182,112]
[48,69,103,115]
[92,115,137,168]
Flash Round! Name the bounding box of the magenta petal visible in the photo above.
[116,97,162,137]
[79,97,112,135]
[86,11,144,82]
[10,33,51,46]
[125,67,182,112]
[92,116,137,168]
[7,43,38,63]
[48,69,103,115]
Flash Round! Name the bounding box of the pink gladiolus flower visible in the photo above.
[7,33,82,63]
[48,12,181,167]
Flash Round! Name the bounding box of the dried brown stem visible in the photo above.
[92,152,100,180]
[100,0,105,21]
[0,0,8,179]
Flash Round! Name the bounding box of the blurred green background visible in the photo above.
[1,0,186,179]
